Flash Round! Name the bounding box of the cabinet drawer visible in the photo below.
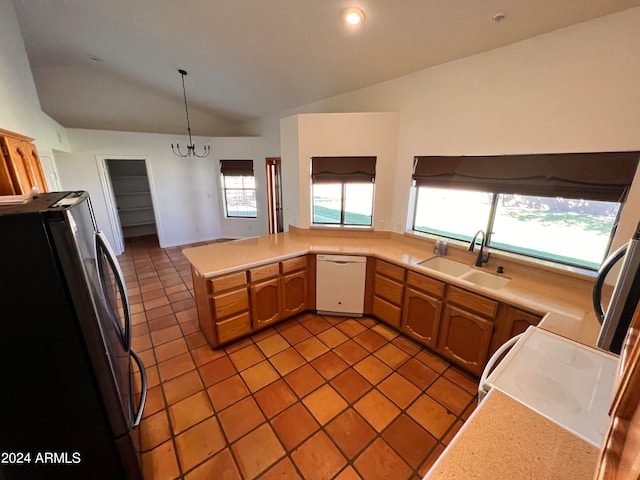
[208,271,247,295]
[372,296,402,327]
[281,256,307,274]
[374,274,404,305]
[376,259,405,282]
[249,262,280,282]
[447,285,498,318]
[211,288,249,319]
[216,312,251,344]
[406,271,445,298]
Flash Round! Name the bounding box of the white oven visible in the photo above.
[479,326,618,447]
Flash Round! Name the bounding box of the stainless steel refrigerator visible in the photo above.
[594,221,640,354]
[0,191,146,479]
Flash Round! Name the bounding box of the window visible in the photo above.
[220,160,256,218]
[311,156,376,226]
[411,152,639,269]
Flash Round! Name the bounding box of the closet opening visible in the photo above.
[105,158,158,240]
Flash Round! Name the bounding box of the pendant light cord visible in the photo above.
[179,69,194,145]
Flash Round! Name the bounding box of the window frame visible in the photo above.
[220,159,257,219]
[311,156,376,227]
[411,185,623,270]
[312,181,374,226]
[410,153,638,270]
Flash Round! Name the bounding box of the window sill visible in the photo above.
[310,224,373,231]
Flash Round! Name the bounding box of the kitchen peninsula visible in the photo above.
[182,227,607,479]
[183,226,602,348]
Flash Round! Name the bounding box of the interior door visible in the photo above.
[266,157,283,234]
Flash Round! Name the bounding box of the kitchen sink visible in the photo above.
[458,269,510,290]
[418,257,510,290]
[418,257,471,277]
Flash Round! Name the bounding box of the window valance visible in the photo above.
[412,152,640,201]
[220,159,254,176]
[311,156,376,184]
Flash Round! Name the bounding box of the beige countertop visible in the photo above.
[183,227,603,347]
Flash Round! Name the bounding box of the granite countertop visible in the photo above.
[426,390,600,480]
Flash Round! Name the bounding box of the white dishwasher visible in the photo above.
[316,254,367,316]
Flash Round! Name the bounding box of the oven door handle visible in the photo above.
[478,332,524,402]
[130,349,147,427]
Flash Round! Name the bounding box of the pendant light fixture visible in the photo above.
[171,69,210,158]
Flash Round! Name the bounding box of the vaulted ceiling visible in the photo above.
[13,0,640,135]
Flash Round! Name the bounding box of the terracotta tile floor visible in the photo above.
[121,236,479,480]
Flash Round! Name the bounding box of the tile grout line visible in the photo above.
[122,236,479,480]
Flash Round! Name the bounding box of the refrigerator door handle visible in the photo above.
[593,243,627,325]
[130,349,147,427]
[96,231,132,350]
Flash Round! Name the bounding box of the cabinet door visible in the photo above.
[401,287,442,349]
[21,141,47,192]
[211,288,250,320]
[372,296,401,327]
[250,277,281,328]
[281,270,307,319]
[508,309,540,338]
[438,304,493,376]
[216,312,252,344]
[374,274,404,305]
[1,137,46,194]
[489,305,541,358]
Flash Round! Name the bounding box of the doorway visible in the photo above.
[104,159,158,240]
[266,157,283,234]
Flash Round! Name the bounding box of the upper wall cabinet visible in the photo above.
[0,128,48,196]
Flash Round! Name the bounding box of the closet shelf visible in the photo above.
[118,206,153,212]
[116,191,151,196]
[121,221,156,227]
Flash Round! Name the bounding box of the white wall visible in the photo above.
[0,0,69,185]
[279,115,300,230]
[211,137,268,239]
[56,129,262,252]
[244,7,640,248]
[282,113,398,229]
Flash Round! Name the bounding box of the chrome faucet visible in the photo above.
[468,230,490,267]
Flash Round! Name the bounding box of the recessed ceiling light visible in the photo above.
[343,7,365,26]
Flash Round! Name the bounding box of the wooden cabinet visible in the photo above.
[191,268,251,346]
[249,263,282,328]
[0,128,47,195]
[595,303,640,479]
[372,259,405,327]
[191,255,310,347]
[437,286,498,376]
[401,271,445,349]
[250,277,281,327]
[280,256,308,319]
[489,304,542,357]
[438,304,494,376]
